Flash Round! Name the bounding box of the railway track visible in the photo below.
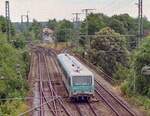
[35,47,72,116]
[74,102,98,116]
[95,80,136,116]
[29,47,138,116]
[73,51,137,116]
[38,53,57,116]
[46,48,100,116]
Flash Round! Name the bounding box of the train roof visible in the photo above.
[57,53,93,76]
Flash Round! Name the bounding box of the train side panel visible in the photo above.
[57,53,95,100]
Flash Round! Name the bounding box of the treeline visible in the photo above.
[0,16,29,115]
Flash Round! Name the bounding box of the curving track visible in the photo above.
[29,46,138,116]
[34,47,72,116]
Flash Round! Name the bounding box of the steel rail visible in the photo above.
[87,103,98,116]
[95,80,136,116]
[95,89,121,116]
[43,53,59,116]
[46,53,72,116]
[75,104,84,116]
[37,48,72,116]
[38,54,44,116]
[49,48,100,116]
[37,52,57,116]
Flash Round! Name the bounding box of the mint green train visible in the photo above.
[57,53,95,101]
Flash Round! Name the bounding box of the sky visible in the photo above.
[0,0,150,22]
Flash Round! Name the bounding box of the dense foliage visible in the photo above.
[112,37,150,114]
[86,27,128,75]
[80,13,108,35]
[55,19,73,42]
[47,19,57,30]
[0,16,28,115]
[118,37,150,97]
[29,19,42,41]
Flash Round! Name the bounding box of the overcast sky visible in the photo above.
[0,0,150,22]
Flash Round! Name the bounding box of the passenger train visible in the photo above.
[57,53,95,101]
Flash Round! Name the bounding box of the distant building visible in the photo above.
[42,28,55,43]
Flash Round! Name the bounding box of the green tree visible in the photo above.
[108,18,126,34]
[132,37,150,96]
[56,19,73,42]
[143,16,150,30]
[48,19,57,30]
[81,13,108,35]
[0,16,7,33]
[116,36,150,98]
[87,27,129,75]
[0,16,15,36]
[111,14,137,34]
[29,19,42,40]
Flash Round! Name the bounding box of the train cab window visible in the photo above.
[72,76,92,86]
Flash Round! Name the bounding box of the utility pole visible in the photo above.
[138,0,143,46]
[82,9,95,49]
[27,11,29,28]
[72,13,82,29]
[21,11,30,32]
[72,13,82,48]
[82,9,95,35]
[5,1,10,42]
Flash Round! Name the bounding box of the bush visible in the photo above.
[0,101,28,116]
[0,33,29,114]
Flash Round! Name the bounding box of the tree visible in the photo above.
[87,27,129,75]
[48,19,57,30]
[108,18,126,34]
[29,19,42,40]
[0,16,16,36]
[131,37,150,96]
[0,16,7,33]
[56,19,73,42]
[111,14,137,34]
[80,13,108,35]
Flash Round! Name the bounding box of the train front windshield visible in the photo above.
[72,76,92,86]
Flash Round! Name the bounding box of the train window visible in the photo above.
[72,76,92,86]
